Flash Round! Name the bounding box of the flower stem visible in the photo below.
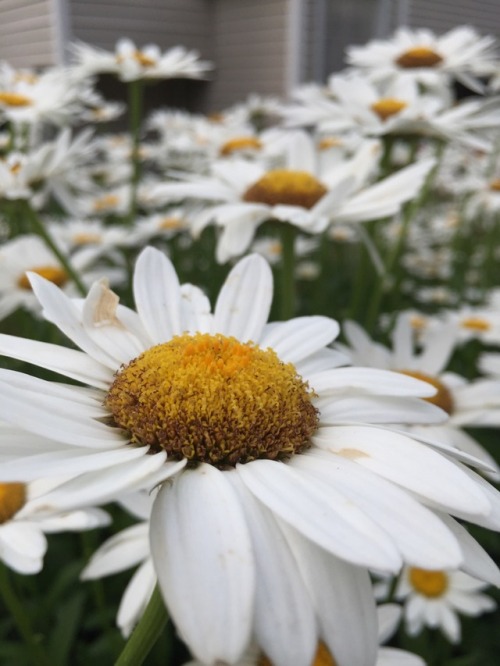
[0,563,51,666]
[114,586,169,666]
[22,200,87,297]
[280,223,297,319]
[127,79,143,226]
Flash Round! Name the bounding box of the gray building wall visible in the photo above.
[0,0,58,68]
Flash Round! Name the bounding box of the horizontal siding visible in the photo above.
[0,0,56,67]
[69,0,214,60]
[208,0,289,110]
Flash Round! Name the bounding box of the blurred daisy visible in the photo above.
[395,566,496,643]
[0,249,498,665]
[71,38,212,82]
[346,26,497,92]
[152,132,435,262]
[0,478,109,574]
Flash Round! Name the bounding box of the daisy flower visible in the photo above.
[151,132,435,262]
[0,248,498,665]
[345,26,497,93]
[0,477,109,575]
[395,566,496,643]
[338,315,500,477]
[71,38,212,83]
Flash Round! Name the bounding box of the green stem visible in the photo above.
[0,563,51,666]
[22,201,87,296]
[279,224,297,319]
[114,586,169,666]
[127,80,144,226]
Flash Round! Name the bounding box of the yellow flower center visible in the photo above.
[93,194,120,212]
[395,46,443,69]
[220,136,263,156]
[243,170,327,209]
[489,178,500,192]
[371,97,408,121]
[460,316,491,332]
[105,333,318,468]
[400,370,454,414]
[318,136,343,151]
[158,216,184,231]
[73,232,103,245]
[0,91,33,107]
[117,51,156,67]
[409,315,428,332]
[409,568,448,598]
[17,266,68,290]
[0,483,26,523]
[260,642,336,666]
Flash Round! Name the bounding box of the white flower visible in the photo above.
[71,38,212,82]
[152,132,435,262]
[0,477,109,574]
[0,248,498,664]
[395,566,496,643]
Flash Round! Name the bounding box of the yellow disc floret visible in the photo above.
[17,266,68,290]
[409,568,448,598]
[460,316,491,332]
[401,369,454,414]
[260,642,337,666]
[371,97,408,121]
[105,333,319,467]
[220,136,262,156]
[489,178,500,192]
[0,91,33,107]
[0,483,26,523]
[243,170,327,209]
[396,46,443,69]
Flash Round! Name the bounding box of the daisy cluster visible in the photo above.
[0,26,500,666]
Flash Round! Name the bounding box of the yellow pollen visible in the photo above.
[409,568,448,598]
[117,50,156,67]
[243,170,327,209]
[17,265,68,290]
[460,316,491,332]
[318,136,343,151]
[409,315,428,331]
[0,91,33,107]
[260,642,337,666]
[158,216,184,231]
[93,194,120,212]
[489,178,500,192]
[9,161,22,175]
[396,46,443,69]
[73,232,102,245]
[400,370,454,415]
[220,136,262,156]
[105,333,318,468]
[371,97,408,121]
[0,483,27,523]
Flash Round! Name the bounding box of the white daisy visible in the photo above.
[71,38,212,83]
[151,132,435,262]
[0,248,498,665]
[395,566,496,643]
[0,478,109,575]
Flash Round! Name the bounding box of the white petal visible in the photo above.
[133,247,182,344]
[150,465,254,665]
[0,523,47,574]
[81,523,150,579]
[309,367,438,397]
[237,459,401,571]
[214,254,272,342]
[117,559,157,637]
[260,317,339,363]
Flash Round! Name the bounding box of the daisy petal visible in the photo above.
[0,523,47,574]
[151,465,254,665]
[260,317,340,362]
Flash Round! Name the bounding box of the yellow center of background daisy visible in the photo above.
[243,170,327,209]
[93,194,120,212]
[260,642,336,665]
[0,482,26,523]
[395,46,443,69]
[220,136,262,156]
[400,370,454,414]
[460,316,491,332]
[116,51,156,67]
[0,91,33,107]
[371,98,408,121]
[105,333,318,467]
[409,568,448,598]
[489,179,500,191]
[17,266,68,290]
[158,216,184,230]
[73,233,103,245]
[318,136,343,151]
